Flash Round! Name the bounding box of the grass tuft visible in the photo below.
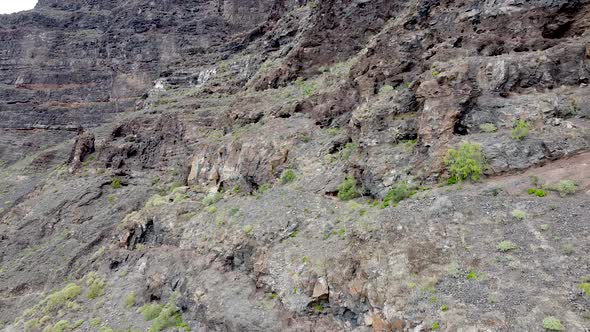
[542,316,564,331]
[497,240,517,252]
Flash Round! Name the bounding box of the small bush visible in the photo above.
[431,322,440,330]
[257,183,270,194]
[338,143,357,161]
[139,303,164,321]
[337,176,360,201]
[295,78,316,97]
[440,304,448,311]
[497,240,517,252]
[578,282,590,296]
[228,208,239,216]
[479,123,497,133]
[111,178,122,189]
[511,209,526,220]
[511,119,529,140]
[85,273,106,300]
[444,141,486,183]
[527,188,546,197]
[562,243,574,256]
[557,180,576,197]
[243,225,253,234]
[326,128,340,136]
[280,169,296,184]
[381,182,415,208]
[90,317,101,327]
[45,320,71,332]
[124,291,135,309]
[466,270,479,280]
[379,85,394,94]
[202,192,223,206]
[41,283,81,313]
[542,316,564,331]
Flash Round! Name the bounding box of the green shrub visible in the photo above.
[257,183,270,194]
[337,176,360,201]
[41,283,81,313]
[326,128,340,136]
[440,304,448,311]
[139,300,189,332]
[111,178,122,189]
[295,78,316,97]
[44,320,71,332]
[228,208,239,216]
[444,141,486,183]
[466,270,479,280]
[557,180,576,197]
[202,192,223,206]
[124,291,135,309]
[338,143,357,161]
[168,181,183,193]
[243,225,253,234]
[85,273,106,300]
[139,303,164,321]
[280,169,296,184]
[479,123,497,133]
[90,317,101,327]
[511,209,526,220]
[381,182,415,208]
[578,282,590,296]
[71,319,84,329]
[144,194,166,208]
[497,240,517,252]
[511,119,529,140]
[542,316,564,331]
[379,85,394,94]
[527,188,546,197]
[431,322,440,330]
[562,243,574,256]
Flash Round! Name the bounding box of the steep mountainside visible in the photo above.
[1,0,589,331]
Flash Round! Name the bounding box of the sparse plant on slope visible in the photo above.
[511,119,529,140]
[111,177,122,189]
[479,123,497,133]
[280,169,296,184]
[511,209,526,220]
[381,182,415,208]
[542,316,564,331]
[578,281,590,296]
[497,240,517,252]
[124,291,136,309]
[337,176,360,201]
[527,188,546,197]
[444,141,486,184]
[557,179,576,197]
[203,192,223,206]
[379,84,394,94]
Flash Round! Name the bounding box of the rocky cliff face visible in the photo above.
[1,0,589,331]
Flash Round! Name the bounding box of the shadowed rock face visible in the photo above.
[0,0,277,166]
[1,0,590,331]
